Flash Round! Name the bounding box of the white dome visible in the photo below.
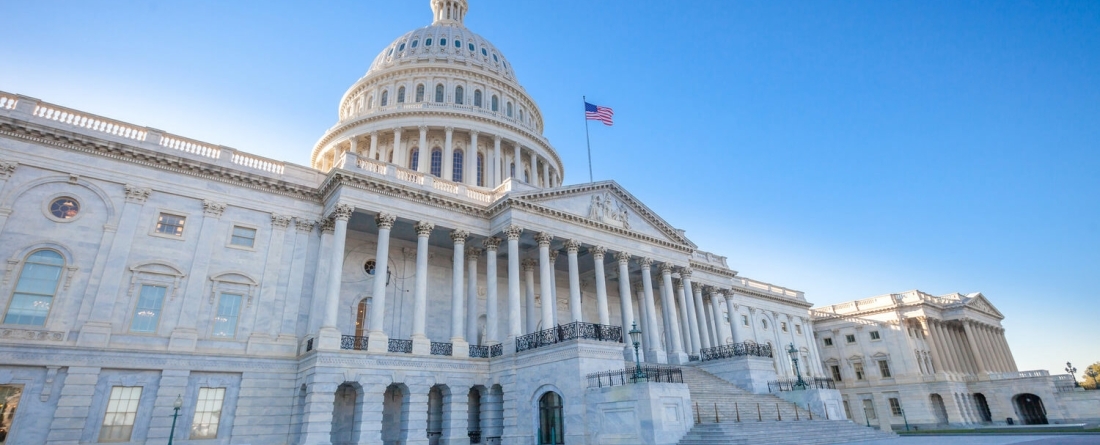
[367,24,518,83]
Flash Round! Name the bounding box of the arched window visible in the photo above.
[476,153,484,187]
[367,96,374,109]
[453,150,464,183]
[355,298,370,338]
[510,162,515,178]
[397,86,406,103]
[410,149,419,170]
[435,84,445,103]
[430,148,443,177]
[426,38,432,46]
[380,90,389,107]
[474,90,483,108]
[538,392,564,445]
[440,38,447,47]
[455,86,464,105]
[519,109,524,122]
[455,39,462,48]
[416,84,425,102]
[506,102,513,117]
[3,250,64,326]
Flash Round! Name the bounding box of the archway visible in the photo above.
[929,393,949,424]
[974,393,992,423]
[1013,393,1047,425]
[486,384,503,444]
[382,384,408,445]
[538,392,564,445]
[468,387,483,443]
[331,383,362,445]
[427,385,444,445]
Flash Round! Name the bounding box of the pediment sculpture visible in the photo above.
[588,191,631,229]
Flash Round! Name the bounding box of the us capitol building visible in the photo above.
[0,1,1096,444]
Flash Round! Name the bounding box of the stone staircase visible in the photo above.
[677,366,896,445]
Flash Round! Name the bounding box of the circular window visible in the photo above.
[761,319,769,329]
[364,259,377,275]
[49,197,80,220]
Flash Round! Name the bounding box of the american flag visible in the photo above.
[585,102,614,126]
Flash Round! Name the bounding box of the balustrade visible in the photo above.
[699,341,773,361]
[515,321,623,353]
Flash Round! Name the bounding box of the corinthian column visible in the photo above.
[592,247,610,326]
[962,320,988,374]
[443,127,454,181]
[483,237,501,346]
[523,259,538,332]
[417,126,429,173]
[492,136,502,187]
[724,292,739,344]
[680,269,701,355]
[565,239,583,322]
[639,258,665,363]
[536,232,555,329]
[676,280,695,354]
[616,251,637,361]
[660,263,686,363]
[468,130,479,185]
[466,247,481,344]
[411,220,434,355]
[504,225,523,350]
[365,212,396,353]
[318,204,354,349]
[450,230,470,357]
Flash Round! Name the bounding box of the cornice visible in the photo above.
[320,171,489,219]
[0,119,322,202]
[731,287,813,309]
[689,260,737,279]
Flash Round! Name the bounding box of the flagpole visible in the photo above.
[583,96,593,183]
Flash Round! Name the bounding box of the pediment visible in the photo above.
[963,293,1004,318]
[509,181,694,248]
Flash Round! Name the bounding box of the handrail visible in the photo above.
[587,365,684,388]
[700,341,773,361]
[515,322,623,353]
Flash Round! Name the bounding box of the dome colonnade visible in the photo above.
[311,0,562,190]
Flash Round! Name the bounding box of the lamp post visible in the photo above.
[1066,362,1079,387]
[168,395,182,445]
[787,343,807,390]
[628,321,645,380]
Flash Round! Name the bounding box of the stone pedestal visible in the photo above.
[585,382,692,445]
[694,356,778,394]
[316,327,343,351]
[772,388,846,420]
[412,335,431,355]
[76,321,112,347]
[167,328,198,352]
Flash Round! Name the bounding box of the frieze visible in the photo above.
[587,191,631,229]
[0,328,65,342]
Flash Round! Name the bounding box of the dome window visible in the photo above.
[380,91,389,107]
[430,148,443,177]
[455,39,462,48]
[387,48,393,56]
[492,53,498,62]
[468,43,475,52]
[474,90,482,108]
[455,86,464,105]
[440,38,447,47]
[409,149,419,170]
[477,153,484,187]
[411,40,419,48]
[435,84,445,103]
[397,86,406,103]
[426,38,433,46]
[416,84,425,102]
[481,47,488,56]
[491,95,499,112]
[506,102,513,117]
[453,150,464,183]
[398,43,406,51]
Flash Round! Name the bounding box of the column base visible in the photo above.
[646,348,667,364]
[366,331,389,353]
[667,352,689,365]
[451,338,470,358]
[411,334,430,355]
[316,327,343,351]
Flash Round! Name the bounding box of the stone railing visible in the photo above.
[699,341,773,361]
[343,101,547,145]
[33,102,148,142]
[988,370,1049,380]
[0,94,17,110]
[339,152,509,206]
[232,151,285,174]
[732,277,805,301]
[160,134,221,158]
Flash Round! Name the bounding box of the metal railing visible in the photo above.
[768,377,836,392]
[341,335,368,350]
[470,344,490,358]
[699,341,773,361]
[430,341,453,356]
[688,354,700,362]
[586,365,684,388]
[515,322,623,353]
[489,344,503,357]
[388,338,412,353]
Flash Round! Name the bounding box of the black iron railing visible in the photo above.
[306,338,314,352]
[388,338,412,353]
[688,354,700,362]
[586,365,684,388]
[515,322,623,353]
[767,377,836,392]
[341,335,368,350]
[489,343,503,357]
[470,344,490,358]
[699,341,773,361]
[430,341,453,356]
[469,430,482,444]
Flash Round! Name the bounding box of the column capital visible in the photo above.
[615,251,631,264]
[450,229,469,243]
[465,247,482,259]
[271,214,292,229]
[493,134,502,143]
[482,236,501,250]
[564,239,581,253]
[0,160,17,180]
[522,258,537,271]
[320,218,335,233]
[637,257,654,268]
[203,200,227,218]
[330,203,354,221]
[295,218,317,233]
[535,232,553,246]
[691,282,702,293]
[470,129,480,137]
[375,212,396,229]
[414,220,435,237]
[370,130,379,138]
[123,184,152,203]
[679,267,693,279]
[418,125,428,133]
[503,224,523,240]
[590,245,607,259]
[393,127,403,135]
[659,262,675,275]
[675,279,684,290]
[549,250,558,264]
[445,126,454,134]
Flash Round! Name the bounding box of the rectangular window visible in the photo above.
[831,365,843,381]
[155,213,186,236]
[781,322,788,332]
[229,226,257,248]
[130,285,167,333]
[100,386,142,442]
[190,387,226,439]
[741,315,749,326]
[845,334,856,344]
[870,330,881,340]
[889,397,903,416]
[795,324,802,335]
[843,400,852,419]
[854,362,865,380]
[0,385,23,442]
[212,293,242,338]
[823,337,834,346]
[878,360,892,378]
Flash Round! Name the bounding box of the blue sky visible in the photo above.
[3,1,1097,376]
